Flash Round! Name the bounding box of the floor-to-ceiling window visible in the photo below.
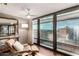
[32,5,79,55]
[40,16,53,49]
[32,20,38,43]
[57,9,79,55]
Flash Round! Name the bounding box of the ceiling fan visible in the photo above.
[23,8,36,19]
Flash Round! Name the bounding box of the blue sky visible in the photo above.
[57,19,79,29]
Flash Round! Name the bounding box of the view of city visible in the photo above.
[57,18,79,54]
[33,17,79,54]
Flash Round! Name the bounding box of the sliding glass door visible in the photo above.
[40,16,53,49]
[57,10,79,55]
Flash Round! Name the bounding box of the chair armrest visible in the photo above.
[31,45,39,52]
[23,43,28,46]
[24,45,31,51]
[16,50,30,53]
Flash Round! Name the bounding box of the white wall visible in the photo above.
[18,18,28,44]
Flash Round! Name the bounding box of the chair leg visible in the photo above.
[31,52,36,56]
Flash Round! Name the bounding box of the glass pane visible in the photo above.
[40,15,53,49]
[57,10,79,55]
[32,20,38,43]
[9,25,15,35]
[0,25,8,37]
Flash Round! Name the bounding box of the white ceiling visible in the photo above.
[0,3,78,19]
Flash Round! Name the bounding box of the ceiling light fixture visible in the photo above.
[27,15,31,19]
[0,3,7,6]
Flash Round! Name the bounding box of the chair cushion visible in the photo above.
[13,41,24,51]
